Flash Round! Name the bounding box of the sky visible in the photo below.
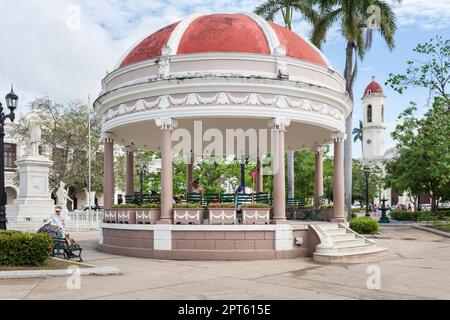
[0,0,449,157]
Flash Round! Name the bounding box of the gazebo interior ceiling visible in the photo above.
[112,117,333,152]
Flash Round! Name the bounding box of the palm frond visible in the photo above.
[310,7,342,49]
[375,0,398,50]
[254,0,286,22]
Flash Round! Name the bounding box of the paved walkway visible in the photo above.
[1,227,449,300]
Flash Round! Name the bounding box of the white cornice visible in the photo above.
[101,52,344,92]
[102,105,345,135]
[96,77,352,118]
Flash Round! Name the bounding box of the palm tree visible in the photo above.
[255,0,318,200]
[309,0,401,219]
[254,0,317,30]
[353,120,364,156]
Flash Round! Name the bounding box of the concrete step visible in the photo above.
[316,242,377,255]
[313,247,388,263]
[316,223,340,231]
[333,238,366,247]
[324,228,347,236]
[330,233,356,241]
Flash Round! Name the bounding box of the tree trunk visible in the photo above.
[431,196,438,212]
[344,41,355,220]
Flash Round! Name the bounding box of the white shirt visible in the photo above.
[51,213,65,233]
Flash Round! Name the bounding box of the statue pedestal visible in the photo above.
[6,155,55,221]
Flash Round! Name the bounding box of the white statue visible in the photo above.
[24,112,42,156]
[56,181,74,212]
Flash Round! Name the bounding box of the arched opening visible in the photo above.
[5,187,17,205]
[367,105,373,123]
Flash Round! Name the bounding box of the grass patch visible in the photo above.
[0,258,89,271]
[434,224,450,233]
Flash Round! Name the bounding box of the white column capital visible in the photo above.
[155,117,178,130]
[331,132,347,142]
[102,132,114,143]
[314,145,327,155]
[269,117,291,131]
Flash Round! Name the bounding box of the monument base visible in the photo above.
[6,154,55,222]
[6,199,55,222]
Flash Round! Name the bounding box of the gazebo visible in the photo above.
[94,13,383,262]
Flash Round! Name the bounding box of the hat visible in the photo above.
[237,185,245,192]
[55,206,63,212]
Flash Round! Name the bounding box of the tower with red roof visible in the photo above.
[362,76,387,160]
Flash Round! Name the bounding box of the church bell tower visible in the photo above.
[362,76,386,160]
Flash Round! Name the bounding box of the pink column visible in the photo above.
[103,135,114,210]
[332,133,346,222]
[157,118,177,224]
[314,146,325,199]
[271,118,290,224]
[125,147,134,196]
[256,155,263,193]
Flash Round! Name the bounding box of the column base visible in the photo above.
[157,219,173,225]
[271,219,288,224]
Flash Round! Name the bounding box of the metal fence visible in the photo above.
[6,210,103,233]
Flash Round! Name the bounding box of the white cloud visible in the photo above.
[391,0,450,30]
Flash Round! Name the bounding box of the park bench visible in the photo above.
[255,192,271,205]
[53,235,83,262]
[37,227,83,262]
[203,193,220,207]
[219,193,235,203]
[186,192,203,204]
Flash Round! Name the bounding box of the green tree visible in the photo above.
[386,99,450,211]
[310,0,401,219]
[254,0,317,30]
[12,97,103,198]
[386,37,450,211]
[386,36,449,109]
[293,149,334,201]
[352,160,384,206]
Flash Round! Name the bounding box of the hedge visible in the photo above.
[208,203,236,209]
[390,211,450,221]
[0,230,53,266]
[349,217,379,234]
[241,203,271,209]
[174,203,203,209]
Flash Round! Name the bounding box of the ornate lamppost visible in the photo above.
[136,161,149,203]
[0,87,18,230]
[363,164,371,217]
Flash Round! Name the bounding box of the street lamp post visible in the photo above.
[136,161,149,203]
[240,155,246,190]
[363,165,371,217]
[0,86,19,230]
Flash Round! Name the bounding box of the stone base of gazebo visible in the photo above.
[98,223,324,260]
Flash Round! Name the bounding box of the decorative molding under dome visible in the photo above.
[102,92,345,123]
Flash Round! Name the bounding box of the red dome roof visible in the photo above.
[119,13,329,69]
[364,77,383,96]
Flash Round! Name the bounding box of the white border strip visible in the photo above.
[243,12,281,54]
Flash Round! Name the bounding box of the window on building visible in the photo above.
[381,105,384,122]
[367,105,373,123]
[4,143,17,171]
